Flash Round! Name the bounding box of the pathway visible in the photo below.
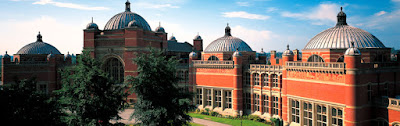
[112,109,231,126]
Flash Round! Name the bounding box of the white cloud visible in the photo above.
[136,3,180,9]
[236,2,250,7]
[0,16,86,55]
[222,11,270,20]
[32,0,109,10]
[266,7,278,12]
[231,25,277,51]
[281,3,341,26]
[375,11,387,16]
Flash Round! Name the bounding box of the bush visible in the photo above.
[210,111,219,116]
[195,109,200,113]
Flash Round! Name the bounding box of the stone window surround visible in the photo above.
[288,97,345,126]
[194,86,234,111]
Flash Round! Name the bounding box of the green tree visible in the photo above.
[126,48,195,126]
[57,51,128,126]
[0,78,64,126]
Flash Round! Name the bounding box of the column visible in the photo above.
[279,97,282,117]
[250,73,254,87]
[202,87,206,107]
[221,89,225,109]
[211,88,214,109]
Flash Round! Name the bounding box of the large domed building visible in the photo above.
[84,0,202,102]
[302,7,390,63]
[1,32,73,94]
[189,7,400,126]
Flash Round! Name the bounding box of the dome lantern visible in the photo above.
[225,23,231,36]
[336,7,347,26]
[125,0,131,12]
[37,31,43,42]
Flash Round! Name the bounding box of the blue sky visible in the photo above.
[1,0,399,55]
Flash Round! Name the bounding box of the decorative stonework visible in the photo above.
[287,71,345,83]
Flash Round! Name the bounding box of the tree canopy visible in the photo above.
[126,48,195,126]
[57,51,128,126]
[0,78,64,126]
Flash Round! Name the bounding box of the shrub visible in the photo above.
[211,111,219,116]
[195,109,200,113]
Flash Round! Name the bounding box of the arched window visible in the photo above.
[103,58,124,83]
[261,74,269,87]
[207,56,219,61]
[337,56,344,62]
[307,55,324,62]
[253,73,260,86]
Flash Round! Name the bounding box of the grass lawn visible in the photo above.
[189,122,204,126]
[188,113,270,126]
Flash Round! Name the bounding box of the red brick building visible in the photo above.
[189,8,400,126]
[1,32,73,94]
[83,1,198,101]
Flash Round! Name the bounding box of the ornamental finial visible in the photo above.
[287,44,290,50]
[125,0,131,12]
[37,31,43,42]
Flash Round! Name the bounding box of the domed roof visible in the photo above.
[86,17,98,30]
[345,42,361,56]
[283,45,294,56]
[17,32,61,55]
[3,51,10,58]
[155,22,165,33]
[189,51,197,58]
[233,48,242,57]
[204,24,253,52]
[303,7,385,50]
[169,34,177,41]
[104,1,151,31]
[194,33,202,40]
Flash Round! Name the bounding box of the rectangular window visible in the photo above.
[272,74,279,88]
[206,89,212,106]
[245,93,252,110]
[317,105,327,126]
[263,95,269,113]
[253,73,260,86]
[225,91,232,109]
[272,96,279,115]
[262,74,269,87]
[215,90,222,107]
[303,102,313,126]
[291,100,300,123]
[243,73,251,87]
[254,94,260,111]
[196,88,202,105]
[332,107,343,126]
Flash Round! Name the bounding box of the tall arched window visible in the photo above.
[307,55,325,62]
[103,58,124,83]
[253,73,260,86]
[207,56,219,61]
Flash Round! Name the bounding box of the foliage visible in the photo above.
[188,113,270,126]
[57,50,128,126]
[0,78,64,126]
[126,48,195,126]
